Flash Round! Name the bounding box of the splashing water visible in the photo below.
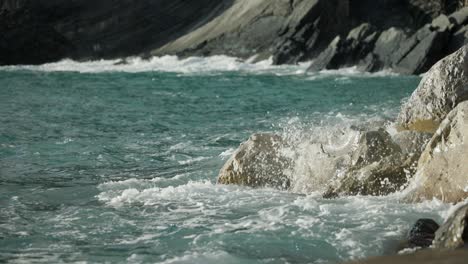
[0,56,454,263]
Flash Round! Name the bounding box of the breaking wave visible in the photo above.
[0,55,398,76]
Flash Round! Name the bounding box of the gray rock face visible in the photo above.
[217,133,291,190]
[2,0,468,72]
[403,101,468,203]
[394,25,450,74]
[433,203,468,249]
[307,36,342,72]
[397,45,468,132]
[373,27,410,68]
[308,23,379,71]
[449,6,468,27]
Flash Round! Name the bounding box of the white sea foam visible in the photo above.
[97,177,451,262]
[0,55,399,76]
[0,55,307,74]
[156,251,239,264]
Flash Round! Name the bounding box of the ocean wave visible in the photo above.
[97,178,453,261]
[0,55,399,76]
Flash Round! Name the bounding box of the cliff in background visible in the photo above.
[1,0,468,74]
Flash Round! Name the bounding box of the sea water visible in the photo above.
[0,56,455,263]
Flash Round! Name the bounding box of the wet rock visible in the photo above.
[0,0,233,65]
[403,101,468,203]
[433,203,468,249]
[323,129,412,197]
[407,218,440,248]
[217,133,291,190]
[392,131,432,157]
[397,44,468,132]
[351,129,401,166]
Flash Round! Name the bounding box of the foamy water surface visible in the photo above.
[0,56,450,263]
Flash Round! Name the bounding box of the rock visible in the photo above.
[392,131,432,156]
[307,23,378,71]
[323,129,412,197]
[407,218,440,249]
[397,44,468,132]
[0,0,233,65]
[307,36,342,71]
[323,157,413,197]
[217,133,291,190]
[433,203,468,249]
[431,14,453,32]
[351,129,401,166]
[394,25,450,74]
[448,25,468,53]
[373,27,410,67]
[1,0,468,71]
[403,101,468,203]
[449,7,468,27]
[271,0,321,65]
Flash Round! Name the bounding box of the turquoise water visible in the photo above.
[0,59,453,263]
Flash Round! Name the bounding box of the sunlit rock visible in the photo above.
[433,203,468,249]
[397,44,468,132]
[403,101,468,203]
[217,133,291,190]
[323,129,413,197]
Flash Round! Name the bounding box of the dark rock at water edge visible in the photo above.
[2,0,468,74]
[406,219,440,249]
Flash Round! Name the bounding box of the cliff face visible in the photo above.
[1,0,468,74]
[0,0,232,64]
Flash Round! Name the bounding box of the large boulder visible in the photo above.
[217,133,291,190]
[397,45,468,132]
[323,129,414,197]
[433,203,468,249]
[403,101,468,203]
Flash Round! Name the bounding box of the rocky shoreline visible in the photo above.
[2,0,467,262]
[2,0,468,74]
[218,45,468,261]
